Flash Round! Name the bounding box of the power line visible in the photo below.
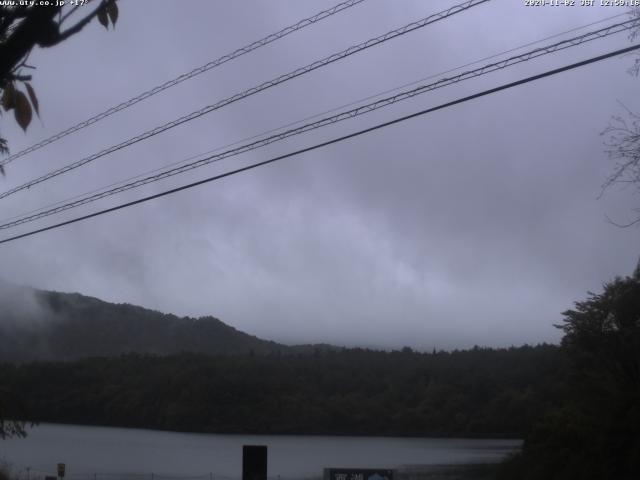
[1,18,636,231]
[2,11,626,226]
[0,0,368,167]
[0,0,490,200]
[1,13,626,226]
[1,43,638,246]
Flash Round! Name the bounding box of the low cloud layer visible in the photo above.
[0,281,50,327]
[1,0,639,350]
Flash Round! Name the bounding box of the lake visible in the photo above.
[0,424,521,479]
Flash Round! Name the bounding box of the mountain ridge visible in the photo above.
[0,283,336,362]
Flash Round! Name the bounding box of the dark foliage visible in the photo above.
[0,344,561,439]
[498,265,640,480]
[0,1,118,160]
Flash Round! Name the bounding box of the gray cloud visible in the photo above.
[1,0,639,350]
[0,280,49,327]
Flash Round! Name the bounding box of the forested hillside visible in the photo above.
[0,282,565,439]
[3,270,637,480]
[0,345,562,438]
[0,283,295,361]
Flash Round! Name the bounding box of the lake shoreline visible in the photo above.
[14,420,523,441]
[1,423,520,479]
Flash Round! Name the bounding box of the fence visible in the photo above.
[9,470,320,480]
[5,463,491,480]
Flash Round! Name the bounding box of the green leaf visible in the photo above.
[14,91,32,131]
[106,1,118,27]
[97,7,109,30]
[24,82,39,117]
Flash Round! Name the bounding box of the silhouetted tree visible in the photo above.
[0,2,119,434]
[501,260,640,479]
[0,0,119,171]
[559,260,640,395]
[601,9,640,226]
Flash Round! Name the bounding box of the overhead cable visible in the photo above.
[0,18,636,231]
[0,0,490,200]
[0,0,369,167]
[2,12,628,225]
[1,43,639,245]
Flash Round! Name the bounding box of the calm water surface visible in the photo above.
[0,424,521,478]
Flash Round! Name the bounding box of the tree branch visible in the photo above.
[59,0,99,26]
[6,73,32,82]
[59,4,82,26]
[0,6,61,81]
[54,0,108,44]
[605,213,640,228]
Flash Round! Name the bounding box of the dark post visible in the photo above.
[56,464,65,480]
[242,445,267,480]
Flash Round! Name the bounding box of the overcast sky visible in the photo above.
[1,0,639,350]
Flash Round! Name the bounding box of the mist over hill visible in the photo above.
[0,282,319,362]
[0,283,566,440]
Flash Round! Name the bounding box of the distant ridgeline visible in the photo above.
[0,283,563,438]
[0,283,326,361]
[2,267,638,477]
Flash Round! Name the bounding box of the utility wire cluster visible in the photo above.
[0,17,636,231]
[0,0,367,167]
[0,11,627,226]
[2,42,639,246]
[0,0,489,200]
[0,0,637,244]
